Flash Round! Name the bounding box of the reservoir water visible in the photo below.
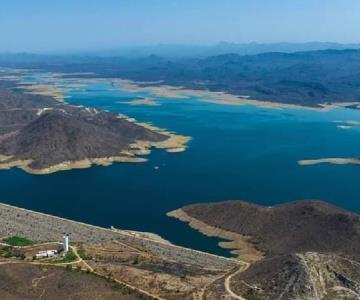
[1,75,360,256]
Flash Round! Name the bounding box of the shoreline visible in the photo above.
[0,202,239,270]
[167,208,264,263]
[16,83,66,103]
[298,157,360,166]
[0,128,191,175]
[0,156,146,175]
[0,77,191,175]
[4,68,360,112]
[114,79,360,112]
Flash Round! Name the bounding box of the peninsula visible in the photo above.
[0,80,189,174]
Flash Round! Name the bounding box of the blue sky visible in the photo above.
[1,0,360,52]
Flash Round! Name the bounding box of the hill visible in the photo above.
[172,200,360,260]
[222,252,360,300]
[3,49,360,107]
[0,81,189,174]
[169,200,360,299]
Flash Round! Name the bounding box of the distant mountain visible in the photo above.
[64,48,360,107]
[76,42,360,58]
[3,48,360,107]
[3,42,360,59]
[211,41,360,56]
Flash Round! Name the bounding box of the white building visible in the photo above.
[63,235,69,253]
[35,249,58,259]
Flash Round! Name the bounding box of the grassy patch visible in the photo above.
[3,236,35,247]
[0,246,13,258]
[52,249,77,264]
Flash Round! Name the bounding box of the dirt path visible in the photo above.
[224,262,250,300]
[194,272,227,300]
[32,274,51,300]
[2,240,247,300]
[0,259,163,300]
[70,246,94,272]
[1,241,162,299]
[68,246,164,300]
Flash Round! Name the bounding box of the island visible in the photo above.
[299,158,360,166]
[125,97,160,106]
[168,200,360,299]
[0,80,190,174]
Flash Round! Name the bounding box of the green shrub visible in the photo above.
[3,236,35,246]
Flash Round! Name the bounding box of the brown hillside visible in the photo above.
[182,200,360,259]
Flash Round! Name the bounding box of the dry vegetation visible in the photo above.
[0,263,149,300]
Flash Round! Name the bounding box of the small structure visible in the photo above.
[35,249,58,259]
[63,235,69,253]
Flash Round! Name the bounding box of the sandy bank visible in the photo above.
[0,124,190,175]
[114,79,360,112]
[167,209,264,263]
[298,158,360,166]
[124,98,159,106]
[14,71,360,112]
[134,123,191,153]
[17,83,65,102]
[0,156,146,175]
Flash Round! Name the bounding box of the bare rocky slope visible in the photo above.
[231,252,360,300]
[0,81,186,174]
[174,200,360,299]
[181,200,360,260]
[0,106,166,170]
[0,81,58,134]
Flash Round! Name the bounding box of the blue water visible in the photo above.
[2,78,360,257]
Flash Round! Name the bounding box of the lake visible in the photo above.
[1,75,360,256]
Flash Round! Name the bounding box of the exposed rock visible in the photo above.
[231,252,360,300]
[0,82,189,174]
[178,200,360,260]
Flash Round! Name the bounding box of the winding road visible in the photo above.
[223,262,250,300]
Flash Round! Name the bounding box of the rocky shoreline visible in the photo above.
[167,208,264,263]
[0,78,190,175]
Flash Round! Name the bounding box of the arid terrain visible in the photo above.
[0,202,240,300]
[2,2,360,299]
[170,200,360,299]
[0,78,189,174]
[0,263,149,300]
[2,200,360,299]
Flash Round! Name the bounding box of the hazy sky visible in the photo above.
[1,0,360,52]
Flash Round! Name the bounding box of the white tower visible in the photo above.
[63,235,69,253]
